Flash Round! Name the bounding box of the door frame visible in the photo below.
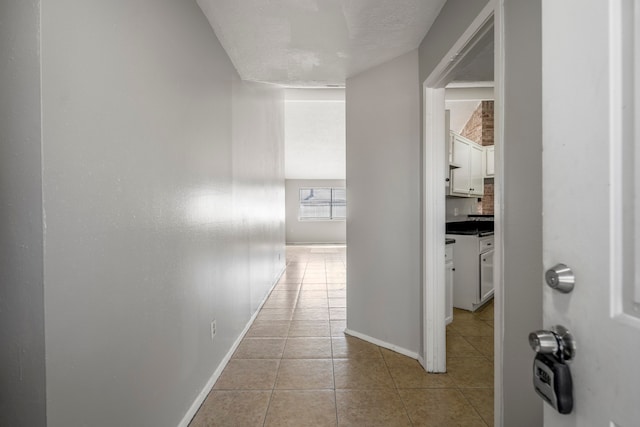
[422,0,503,420]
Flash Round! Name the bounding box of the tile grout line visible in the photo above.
[381,349,416,426]
[457,388,490,427]
[447,302,494,426]
[324,261,341,427]
[261,258,293,427]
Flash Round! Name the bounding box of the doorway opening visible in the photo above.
[422,1,501,423]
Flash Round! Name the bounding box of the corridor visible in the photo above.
[190,246,494,426]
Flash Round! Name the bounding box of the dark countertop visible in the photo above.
[446,220,494,236]
[446,238,456,245]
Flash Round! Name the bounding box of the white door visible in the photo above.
[542,1,640,425]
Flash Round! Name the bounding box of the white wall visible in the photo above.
[446,100,481,133]
[39,1,285,426]
[346,50,422,355]
[446,197,481,221]
[285,179,346,244]
[419,0,543,425]
[0,1,47,425]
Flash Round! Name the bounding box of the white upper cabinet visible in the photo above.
[484,145,495,177]
[469,143,484,196]
[449,132,484,197]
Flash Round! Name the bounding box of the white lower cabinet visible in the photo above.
[446,233,494,311]
[445,243,454,325]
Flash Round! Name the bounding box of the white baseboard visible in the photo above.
[343,328,420,361]
[177,265,286,427]
[286,242,347,246]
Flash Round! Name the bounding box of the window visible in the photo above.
[299,187,346,220]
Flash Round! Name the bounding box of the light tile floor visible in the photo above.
[191,245,494,426]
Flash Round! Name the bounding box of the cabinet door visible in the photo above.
[445,111,451,188]
[469,143,484,196]
[445,261,454,324]
[480,249,494,302]
[450,136,471,195]
[485,145,495,177]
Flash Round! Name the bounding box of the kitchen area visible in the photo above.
[444,95,495,321]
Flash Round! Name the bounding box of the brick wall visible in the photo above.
[460,101,495,215]
[482,179,494,214]
[481,101,494,147]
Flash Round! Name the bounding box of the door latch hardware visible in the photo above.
[545,264,575,293]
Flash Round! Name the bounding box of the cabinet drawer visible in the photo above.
[479,237,494,252]
[445,244,454,262]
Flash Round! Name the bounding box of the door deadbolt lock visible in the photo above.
[545,264,575,293]
[529,325,576,414]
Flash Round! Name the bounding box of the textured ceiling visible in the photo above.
[197,0,447,87]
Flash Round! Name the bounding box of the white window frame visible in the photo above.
[298,187,346,221]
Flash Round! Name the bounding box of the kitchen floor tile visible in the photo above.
[189,390,271,427]
[399,388,487,426]
[262,298,297,309]
[380,348,419,367]
[298,290,328,298]
[233,338,286,359]
[302,278,327,284]
[296,298,329,308]
[389,362,454,389]
[464,336,494,359]
[335,390,412,426]
[327,290,346,298]
[299,283,328,291]
[255,308,294,321]
[288,320,331,337]
[283,337,332,359]
[329,307,346,320]
[331,336,382,359]
[264,390,337,427]
[446,357,494,388]
[275,359,334,390]
[452,308,476,322]
[333,358,395,389]
[330,320,347,337]
[274,282,302,291]
[246,320,290,338]
[461,388,494,426]
[449,320,494,337]
[328,298,346,308]
[194,246,494,427]
[474,301,494,321]
[292,308,330,321]
[270,290,300,297]
[213,359,280,390]
[446,335,484,358]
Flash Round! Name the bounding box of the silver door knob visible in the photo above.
[545,264,575,293]
[529,330,559,354]
[528,325,576,362]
